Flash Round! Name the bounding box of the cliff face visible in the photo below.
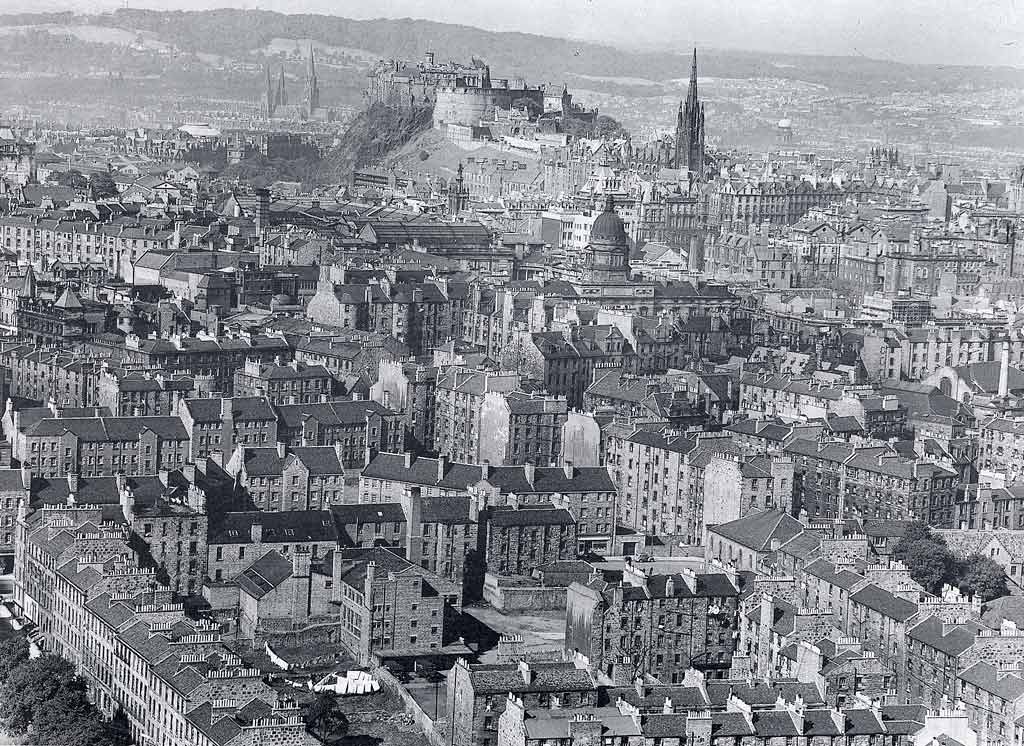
[316,103,435,183]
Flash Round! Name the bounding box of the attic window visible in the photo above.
[227,530,239,538]
[284,529,295,536]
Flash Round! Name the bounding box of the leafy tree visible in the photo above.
[101,709,134,746]
[903,539,954,594]
[959,554,1009,602]
[893,521,940,560]
[0,636,30,684]
[512,97,542,119]
[29,685,96,746]
[305,690,348,741]
[88,171,119,199]
[54,169,89,191]
[594,114,627,139]
[0,654,80,735]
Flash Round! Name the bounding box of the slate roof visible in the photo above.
[849,584,918,621]
[236,550,293,600]
[421,496,473,524]
[274,400,393,428]
[908,616,984,656]
[26,416,189,441]
[483,464,616,494]
[466,662,596,694]
[209,511,337,544]
[184,397,276,423]
[708,509,804,552]
[959,661,1024,701]
[489,506,575,527]
[803,559,864,590]
[362,452,482,491]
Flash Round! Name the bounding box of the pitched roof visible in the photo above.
[26,416,188,441]
[708,509,804,552]
[849,584,918,622]
[236,550,293,599]
[465,661,596,694]
[209,511,337,544]
[362,452,482,491]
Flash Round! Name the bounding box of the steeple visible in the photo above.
[264,65,275,117]
[277,66,287,107]
[688,47,698,110]
[305,45,320,114]
[674,48,705,176]
[448,162,469,215]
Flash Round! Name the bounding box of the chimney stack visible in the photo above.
[999,338,1010,398]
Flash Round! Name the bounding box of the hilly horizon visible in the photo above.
[0,6,1021,97]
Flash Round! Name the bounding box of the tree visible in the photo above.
[0,654,80,735]
[512,97,542,119]
[903,539,954,594]
[54,169,89,191]
[593,114,627,139]
[28,686,96,746]
[88,171,119,199]
[893,521,940,560]
[959,554,1009,602]
[0,636,30,684]
[305,690,348,741]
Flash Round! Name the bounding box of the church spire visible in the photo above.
[674,47,705,176]
[305,45,320,114]
[688,47,698,105]
[264,65,274,117]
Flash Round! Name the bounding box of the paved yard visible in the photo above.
[462,606,565,663]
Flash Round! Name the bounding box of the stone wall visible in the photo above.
[376,666,446,746]
[482,573,567,611]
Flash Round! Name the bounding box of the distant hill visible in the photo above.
[1,8,1022,95]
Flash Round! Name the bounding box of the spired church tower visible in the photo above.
[448,162,470,215]
[674,49,705,175]
[582,194,631,284]
[305,46,320,114]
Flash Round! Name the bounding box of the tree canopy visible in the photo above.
[959,554,1009,602]
[305,690,348,741]
[893,523,1011,601]
[0,652,131,745]
[50,169,88,190]
[0,636,31,684]
[88,171,119,199]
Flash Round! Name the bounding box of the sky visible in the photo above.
[7,0,1024,68]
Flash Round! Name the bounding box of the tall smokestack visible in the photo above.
[999,338,1011,398]
[254,188,270,241]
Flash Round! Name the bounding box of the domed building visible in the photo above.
[581,194,631,284]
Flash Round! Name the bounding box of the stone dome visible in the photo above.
[589,195,627,245]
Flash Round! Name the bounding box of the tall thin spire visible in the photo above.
[264,65,274,117]
[674,47,705,176]
[689,47,698,102]
[305,45,320,113]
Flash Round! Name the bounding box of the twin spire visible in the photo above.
[264,45,319,117]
